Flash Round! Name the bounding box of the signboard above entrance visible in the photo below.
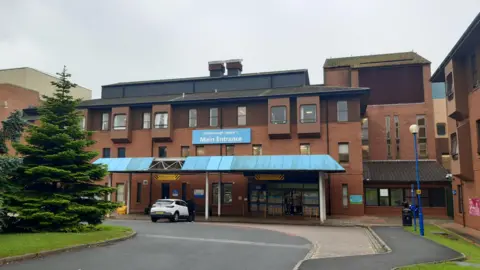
[192,128,251,145]
[154,174,180,181]
[255,174,285,181]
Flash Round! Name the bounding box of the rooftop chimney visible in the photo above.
[208,60,225,77]
[226,59,243,76]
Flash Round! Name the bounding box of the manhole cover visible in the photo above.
[431,231,459,240]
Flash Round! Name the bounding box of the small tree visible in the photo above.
[3,66,118,232]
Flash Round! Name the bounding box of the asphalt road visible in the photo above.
[3,220,310,270]
[299,226,461,270]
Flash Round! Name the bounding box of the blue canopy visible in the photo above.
[93,158,154,172]
[181,155,344,173]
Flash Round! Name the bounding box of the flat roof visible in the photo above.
[79,85,369,108]
[324,52,430,69]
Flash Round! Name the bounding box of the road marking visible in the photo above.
[141,234,311,249]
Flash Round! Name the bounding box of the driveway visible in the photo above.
[2,220,311,270]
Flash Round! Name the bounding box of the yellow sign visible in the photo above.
[154,174,180,181]
[416,189,422,195]
[254,174,284,181]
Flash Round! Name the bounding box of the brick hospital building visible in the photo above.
[25,54,452,219]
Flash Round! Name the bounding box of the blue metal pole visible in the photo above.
[413,133,424,236]
[411,183,416,231]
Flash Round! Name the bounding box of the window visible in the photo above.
[365,188,378,206]
[446,72,454,100]
[116,183,125,203]
[80,116,86,130]
[417,115,428,158]
[386,116,392,159]
[442,154,451,172]
[361,118,369,144]
[102,113,109,130]
[118,147,126,158]
[390,189,404,206]
[471,53,478,88]
[210,108,218,127]
[271,106,287,124]
[337,101,348,122]
[212,183,233,205]
[181,146,190,157]
[338,143,349,163]
[300,105,317,123]
[113,114,127,130]
[226,145,235,156]
[379,188,389,206]
[188,109,197,128]
[196,146,205,156]
[394,115,400,159]
[342,184,348,208]
[102,148,111,158]
[136,182,142,203]
[436,123,446,136]
[362,145,369,160]
[458,185,463,213]
[237,106,246,126]
[300,144,311,155]
[143,112,151,129]
[158,146,167,157]
[252,145,262,156]
[477,120,480,155]
[451,133,458,160]
[155,112,168,129]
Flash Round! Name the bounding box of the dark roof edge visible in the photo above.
[431,12,480,82]
[77,88,369,109]
[103,69,309,87]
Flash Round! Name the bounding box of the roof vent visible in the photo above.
[226,59,243,76]
[208,60,225,77]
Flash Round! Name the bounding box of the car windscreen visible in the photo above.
[155,200,174,205]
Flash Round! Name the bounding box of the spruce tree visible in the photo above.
[3,66,118,232]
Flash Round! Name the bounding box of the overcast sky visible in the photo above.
[0,0,479,98]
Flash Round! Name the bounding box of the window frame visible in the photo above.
[337,101,348,122]
[446,72,454,100]
[102,113,110,131]
[237,106,246,126]
[394,115,400,159]
[113,114,127,130]
[116,183,125,203]
[300,143,311,155]
[210,108,219,127]
[436,122,447,136]
[252,144,262,156]
[386,116,392,159]
[300,104,317,123]
[196,145,205,156]
[212,183,233,205]
[80,116,86,130]
[188,109,197,128]
[154,112,169,129]
[226,145,235,156]
[142,112,151,129]
[342,184,348,208]
[181,146,190,157]
[416,115,428,158]
[102,148,111,158]
[451,133,459,160]
[158,146,167,158]
[338,142,349,163]
[270,105,287,124]
[117,147,126,158]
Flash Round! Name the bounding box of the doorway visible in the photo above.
[161,183,170,199]
[181,183,187,201]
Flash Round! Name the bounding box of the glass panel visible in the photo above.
[303,191,319,205]
[268,190,283,204]
[390,189,403,206]
[181,146,190,157]
[158,146,167,157]
[223,184,232,204]
[102,113,109,130]
[210,108,218,127]
[339,143,349,163]
[337,101,348,122]
[253,145,262,156]
[113,114,126,130]
[226,145,235,156]
[118,148,126,158]
[238,106,246,126]
[300,104,317,123]
[143,112,151,129]
[154,113,168,128]
[436,123,446,136]
[300,144,311,155]
[212,183,219,205]
[379,188,389,206]
[196,146,205,156]
[189,109,197,127]
[419,128,426,138]
[271,106,287,124]
[365,188,378,206]
[116,184,125,203]
[342,184,348,208]
[429,188,446,207]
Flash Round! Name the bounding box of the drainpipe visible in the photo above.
[326,99,332,216]
[218,106,223,217]
[149,133,154,209]
[461,179,466,228]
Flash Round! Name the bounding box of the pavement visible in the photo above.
[2,220,312,270]
[298,226,462,270]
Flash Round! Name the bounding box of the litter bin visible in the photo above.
[402,208,413,226]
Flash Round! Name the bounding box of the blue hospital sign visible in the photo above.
[192,128,251,145]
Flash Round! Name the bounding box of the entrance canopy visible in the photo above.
[93,155,344,173]
[181,155,345,173]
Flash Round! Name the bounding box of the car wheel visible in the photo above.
[151,217,158,223]
[173,212,179,222]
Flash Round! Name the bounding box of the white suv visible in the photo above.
[150,199,190,222]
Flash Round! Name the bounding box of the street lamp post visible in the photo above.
[409,124,425,236]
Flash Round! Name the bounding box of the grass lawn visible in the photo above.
[401,224,480,269]
[0,225,132,258]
